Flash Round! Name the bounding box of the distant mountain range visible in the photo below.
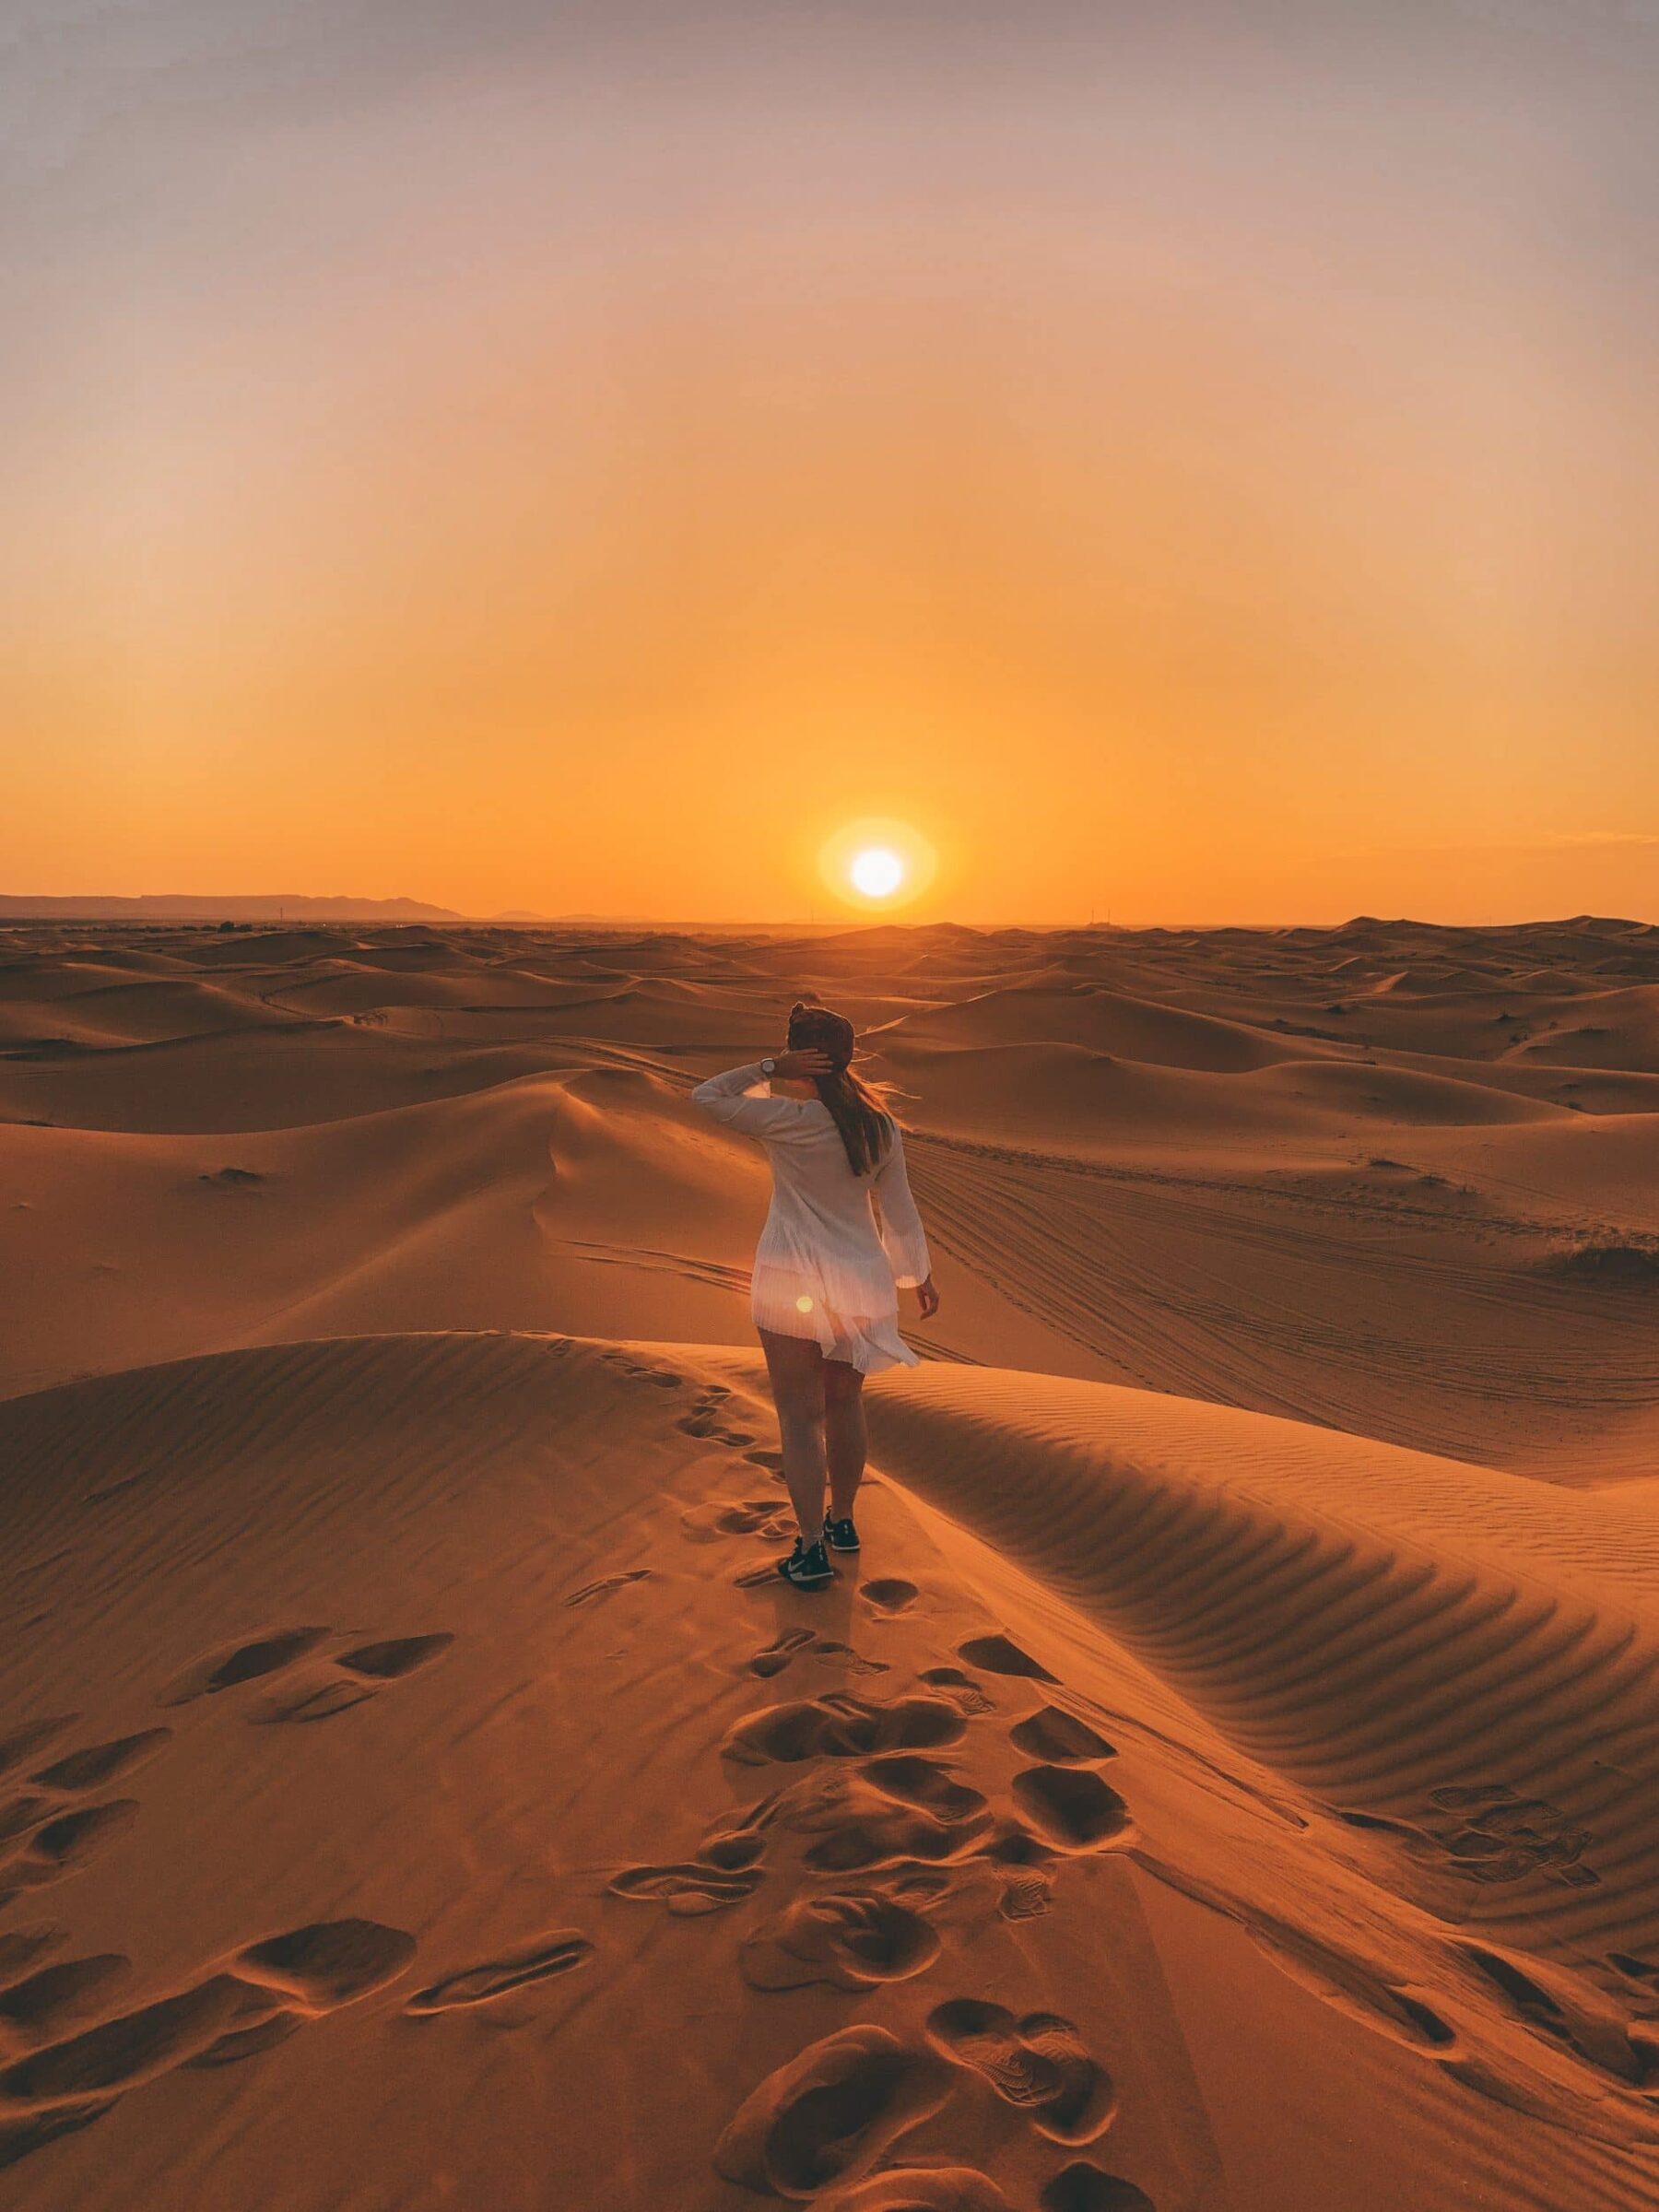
[7,895,1651,934]
[0,894,531,923]
[0,893,812,927]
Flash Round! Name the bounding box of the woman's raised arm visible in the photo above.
[688,1063,802,1139]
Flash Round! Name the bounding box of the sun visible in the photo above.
[818,818,938,913]
[850,846,905,900]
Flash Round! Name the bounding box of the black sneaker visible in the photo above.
[778,1536,835,1589]
[823,1513,861,1554]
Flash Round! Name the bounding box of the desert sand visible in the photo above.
[1,915,1656,2210]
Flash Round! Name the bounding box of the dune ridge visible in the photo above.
[5,918,1655,1480]
[3,915,1657,2206]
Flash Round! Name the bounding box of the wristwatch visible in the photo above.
[759,1056,778,1077]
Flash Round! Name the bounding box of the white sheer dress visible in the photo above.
[689,1061,932,1374]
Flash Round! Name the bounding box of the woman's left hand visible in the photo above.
[771,1049,836,1079]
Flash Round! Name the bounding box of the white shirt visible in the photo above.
[689,1061,932,1371]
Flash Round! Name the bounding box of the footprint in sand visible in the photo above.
[1041,2167,1159,2212]
[253,1633,455,1724]
[0,1929,67,1982]
[405,1931,593,2014]
[812,1641,890,1678]
[819,2170,1017,2210]
[677,1386,757,1449]
[336,1635,453,1681]
[860,1579,919,1617]
[957,1635,1058,1684]
[1012,1767,1134,1853]
[1609,1952,1659,1994]
[565,1571,653,1609]
[975,1820,1062,1922]
[176,1918,418,2068]
[0,1799,50,1849]
[0,1918,414,2167]
[610,1788,782,1915]
[0,1721,80,1781]
[864,1755,985,1827]
[157,1628,451,1725]
[920,1667,996,1716]
[750,1630,818,1678]
[735,1560,790,1590]
[1009,1708,1115,1767]
[995,1869,1053,1923]
[1241,1919,1459,2057]
[600,1353,684,1391]
[0,1981,257,2165]
[925,1997,1115,2144]
[1458,1944,1582,2043]
[0,1954,130,2041]
[684,1498,795,1546]
[1332,1809,1445,1859]
[714,2024,951,2198]
[745,1627,889,1677]
[26,1731,171,1794]
[1453,1942,1643,2083]
[1418,1783,1599,1888]
[608,1862,765,1916]
[233,1920,417,2012]
[254,1678,378,1724]
[159,1629,333,1707]
[741,1879,946,1993]
[1,1802,140,1899]
[777,1761,994,1875]
[724,1693,966,1768]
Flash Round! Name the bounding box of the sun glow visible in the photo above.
[850,847,904,899]
[818,818,939,913]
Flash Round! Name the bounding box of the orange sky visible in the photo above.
[5,3,1658,924]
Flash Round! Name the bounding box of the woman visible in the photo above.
[690,1000,940,1589]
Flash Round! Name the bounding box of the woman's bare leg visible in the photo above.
[759,1327,830,1543]
[822,1357,867,1520]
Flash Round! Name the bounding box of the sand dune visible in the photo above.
[1,916,1656,2206]
[885,985,1300,1074]
[1,1333,1657,2209]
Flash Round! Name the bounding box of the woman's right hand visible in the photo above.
[914,1276,940,1321]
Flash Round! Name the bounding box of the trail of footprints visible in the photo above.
[0,1353,712,2171]
[0,1916,419,2167]
[589,1364,1156,2204]
[1338,1779,1601,1888]
[0,1903,594,2168]
[610,1369,1659,2187]
[680,1634,1144,2208]
[11,1355,1644,2191]
[0,1622,574,2168]
[0,1357,1147,2197]
[159,1626,454,1724]
[619,1434,1151,2212]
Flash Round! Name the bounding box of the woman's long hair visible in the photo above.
[786,999,904,1177]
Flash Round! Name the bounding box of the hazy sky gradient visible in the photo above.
[6,1,1658,922]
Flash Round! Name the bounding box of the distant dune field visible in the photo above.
[1,918,1656,2209]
